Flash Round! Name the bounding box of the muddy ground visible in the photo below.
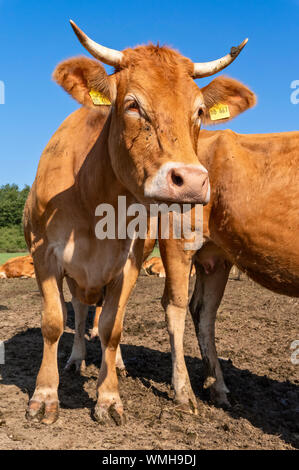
[0,272,298,450]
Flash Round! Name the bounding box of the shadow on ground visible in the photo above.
[1,302,298,449]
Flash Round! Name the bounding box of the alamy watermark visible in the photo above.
[95,196,203,250]
[290,80,299,104]
[0,341,5,364]
[0,81,4,104]
[290,340,299,365]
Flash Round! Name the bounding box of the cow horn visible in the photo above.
[70,20,124,67]
[192,38,248,78]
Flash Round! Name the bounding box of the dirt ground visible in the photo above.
[0,272,298,450]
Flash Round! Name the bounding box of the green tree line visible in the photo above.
[0,184,30,252]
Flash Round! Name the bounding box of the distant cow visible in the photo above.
[0,255,35,279]
[143,256,195,278]
[143,257,166,277]
[23,20,254,425]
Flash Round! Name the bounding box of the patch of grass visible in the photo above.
[147,246,160,259]
[0,252,28,265]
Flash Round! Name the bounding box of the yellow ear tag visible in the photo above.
[89,89,111,106]
[209,103,230,121]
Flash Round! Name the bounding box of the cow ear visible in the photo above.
[200,76,256,125]
[52,56,114,108]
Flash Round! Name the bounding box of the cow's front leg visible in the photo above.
[65,297,88,372]
[26,265,66,424]
[189,251,231,407]
[159,237,198,415]
[94,256,140,425]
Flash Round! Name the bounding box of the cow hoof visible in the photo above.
[116,366,127,378]
[89,329,99,341]
[109,404,127,426]
[210,389,231,409]
[94,403,126,426]
[26,400,45,422]
[26,399,59,424]
[173,386,198,415]
[174,398,198,415]
[64,358,86,373]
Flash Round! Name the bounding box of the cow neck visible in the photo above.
[76,109,133,217]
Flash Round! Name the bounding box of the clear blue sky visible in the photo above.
[0,0,298,187]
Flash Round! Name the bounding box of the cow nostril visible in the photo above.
[171,170,184,187]
[202,175,208,187]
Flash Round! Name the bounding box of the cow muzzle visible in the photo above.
[144,162,210,205]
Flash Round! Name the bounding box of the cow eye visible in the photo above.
[127,101,140,112]
[198,108,203,117]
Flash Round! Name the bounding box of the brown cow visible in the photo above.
[23,20,255,424]
[143,256,166,277]
[0,255,35,279]
[156,129,299,414]
[142,256,196,278]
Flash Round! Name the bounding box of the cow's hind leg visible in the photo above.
[189,255,231,407]
[90,303,126,375]
[26,260,65,424]
[64,296,88,373]
[94,255,140,425]
[90,303,102,340]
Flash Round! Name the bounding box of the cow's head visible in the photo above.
[53,21,256,205]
